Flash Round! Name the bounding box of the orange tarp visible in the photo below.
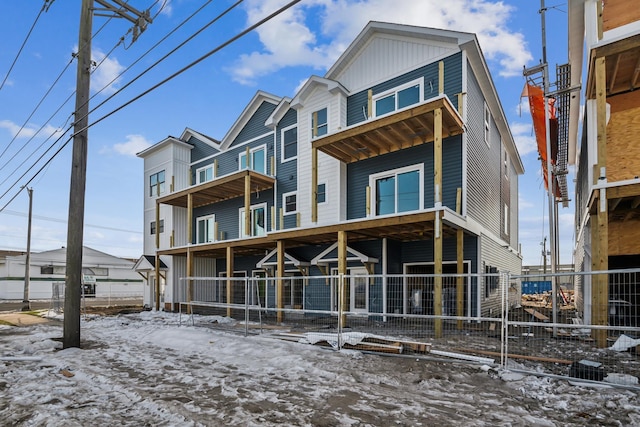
[523,83,560,196]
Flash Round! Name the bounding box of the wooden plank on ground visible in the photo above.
[453,348,573,365]
[524,308,550,321]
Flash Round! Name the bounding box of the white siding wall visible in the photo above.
[297,88,345,227]
[335,35,457,93]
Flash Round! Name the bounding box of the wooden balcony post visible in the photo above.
[434,107,443,338]
[244,174,251,236]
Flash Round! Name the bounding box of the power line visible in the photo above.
[0,209,142,234]
[82,0,302,135]
[0,0,53,92]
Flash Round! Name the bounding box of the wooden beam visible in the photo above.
[187,193,193,244]
[312,147,318,222]
[226,246,234,317]
[367,89,373,118]
[155,202,160,249]
[154,253,160,311]
[609,54,620,94]
[244,174,251,236]
[434,108,442,205]
[438,61,444,94]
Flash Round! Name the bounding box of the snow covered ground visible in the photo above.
[1,311,640,426]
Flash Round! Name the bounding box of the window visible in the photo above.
[239,146,266,174]
[240,203,267,237]
[370,165,423,216]
[41,265,65,275]
[373,79,422,117]
[317,183,326,204]
[503,149,509,179]
[197,165,213,184]
[150,219,164,235]
[283,192,297,214]
[312,108,328,137]
[149,170,165,197]
[504,204,509,235]
[484,102,490,146]
[197,215,216,243]
[281,125,297,161]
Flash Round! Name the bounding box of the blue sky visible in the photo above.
[0,0,574,266]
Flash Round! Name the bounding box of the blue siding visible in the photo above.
[346,52,462,126]
[188,136,219,163]
[346,135,461,219]
[229,101,277,148]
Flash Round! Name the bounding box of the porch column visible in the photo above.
[245,173,251,235]
[226,246,234,317]
[276,240,285,323]
[187,193,193,244]
[154,253,160,311]
[312,147,318,223]
[338,230,347,328]
[593,56,609,348]
[434,107,443,338]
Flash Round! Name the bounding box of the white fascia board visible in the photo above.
[462,39,524,175]
[567,0,585,166]
[265,97,292,129]
[136,136,192,158]
[220,90,282,150]
[290,76,348,110]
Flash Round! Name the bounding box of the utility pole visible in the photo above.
[22,187,33,312]
[63,0,152,349]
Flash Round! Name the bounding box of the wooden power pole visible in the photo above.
[21,187,33,312]
[63,0,151,349]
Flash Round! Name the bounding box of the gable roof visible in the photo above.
[134,255,168,271]
[136,135,193,158]
[219,91,282,150]
[290,76,348,110]
[265,97,292,129]
[180,127,221,149]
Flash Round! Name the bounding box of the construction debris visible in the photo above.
[273,332,431,355]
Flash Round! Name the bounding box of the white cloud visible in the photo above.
[230,0,533,84]
[90,47,125,96]
[0,120,65,139]
[110,134,152,157]
[510,122,538,157]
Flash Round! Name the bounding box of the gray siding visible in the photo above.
[466,62,502,236]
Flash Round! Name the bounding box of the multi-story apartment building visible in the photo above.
[569,0,640,342]
[136,22,523,323]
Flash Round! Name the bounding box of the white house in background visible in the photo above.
[0,246,143,300]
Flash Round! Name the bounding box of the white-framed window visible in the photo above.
[149,170,165,197]
[239,145,266,174]
[503,149,509,180]
[373,78,423,117]
[484,102,491,146]
[369,164,423,216]
[196,214,216,244]
[239,203,267,237]
[311,107,328,138]
[281,125,297,162]
[504,204,509,235]
[283,191,297,215]
[150,219,164,235]
[197,165,213,184]
[317,182,327,204]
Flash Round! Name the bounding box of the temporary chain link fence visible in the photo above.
[178,268,640,389]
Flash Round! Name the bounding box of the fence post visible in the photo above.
[501,272,509,369]
[245,277,249,337]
